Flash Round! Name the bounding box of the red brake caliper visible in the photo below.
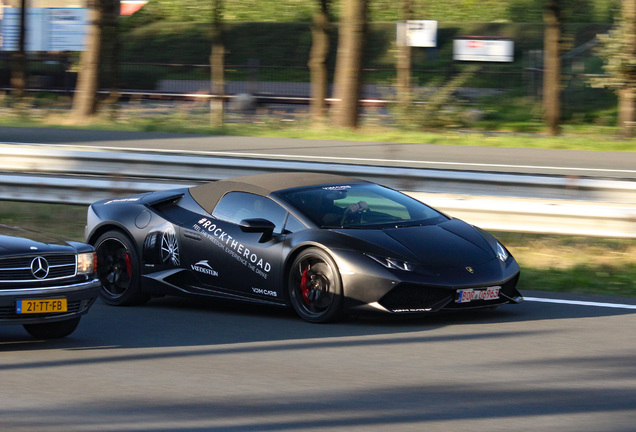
[300,265,311,305]
[124,252,133,278]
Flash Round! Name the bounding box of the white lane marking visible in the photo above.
[188,152,636,175]
[525,296,636,310]
[3,142,636,176]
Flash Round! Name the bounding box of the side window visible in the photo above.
[283,213,307,233]
[212,192,287,234]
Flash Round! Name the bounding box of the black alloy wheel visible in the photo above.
[288,248,343,323]
[94,230,149,306]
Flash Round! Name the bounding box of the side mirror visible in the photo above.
[239,218,276,242]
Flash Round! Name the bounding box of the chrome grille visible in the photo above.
[0,254,77,282]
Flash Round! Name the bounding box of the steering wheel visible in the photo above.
[340,201,369,226]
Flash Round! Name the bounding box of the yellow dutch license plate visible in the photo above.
[17,299,68,314]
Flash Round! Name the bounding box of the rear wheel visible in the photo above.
[94,230,149,306]
[23,317,81,339]
[288,248,343,323]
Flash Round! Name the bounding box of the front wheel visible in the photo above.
[288,248,343,323]
[23,317,81,339]
[94,230,149,306]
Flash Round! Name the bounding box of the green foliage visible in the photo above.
[125,0,617,26]
[589,12,636,92]
[393,65,481,129]
[126,0,320,25]
[506,0,619,23]
[496,232,636,297]
[476,93,543,131]
[2,103,635,150]
[121,21,319,66]
[368,0,510,23]
[0,202,87,241]
[120,20,611,72]
[518,264,636,297]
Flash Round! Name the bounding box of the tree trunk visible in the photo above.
[397,0,413,107]
[102,0,121,118]
[210,0,225,127]
[618,0,636,139]
[72,0,104,119]
[308,0,330,123]
[333,0,367,128]
[618,86,635,139]
[10,0,27,100]
[542,0,562,136]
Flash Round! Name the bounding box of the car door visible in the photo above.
[184,192,289,303]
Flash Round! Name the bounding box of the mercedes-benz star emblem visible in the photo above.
[31,256,50,279]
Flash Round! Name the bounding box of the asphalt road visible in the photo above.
[1,292,636,432]
[1,127,636,431]
[2,126,636,179]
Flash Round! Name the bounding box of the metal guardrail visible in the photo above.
[1,144,635,238]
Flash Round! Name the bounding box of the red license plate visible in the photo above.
[456,287,500,303]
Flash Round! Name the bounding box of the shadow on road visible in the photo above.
[1,289,634,353]
[2,292,636,432]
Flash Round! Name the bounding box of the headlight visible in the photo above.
[77,252,97,275]
[366,254,416,272]
[495,242,509,262]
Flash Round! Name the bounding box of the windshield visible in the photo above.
[277,183,448,229]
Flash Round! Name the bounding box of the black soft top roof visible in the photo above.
[189,172,365,213]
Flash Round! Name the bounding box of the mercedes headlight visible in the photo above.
[77,252,97,275]
[366,254,416,272]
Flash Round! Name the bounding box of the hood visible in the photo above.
[0,224,78,256]
[335,219,496,267]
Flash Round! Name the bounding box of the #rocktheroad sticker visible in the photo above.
[194,218,272,279]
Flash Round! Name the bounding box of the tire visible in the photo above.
[288,248,343,323]
[23,317,81,339]
[94,230,150,306]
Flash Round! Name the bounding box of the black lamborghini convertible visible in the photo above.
[85,172,522,323]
